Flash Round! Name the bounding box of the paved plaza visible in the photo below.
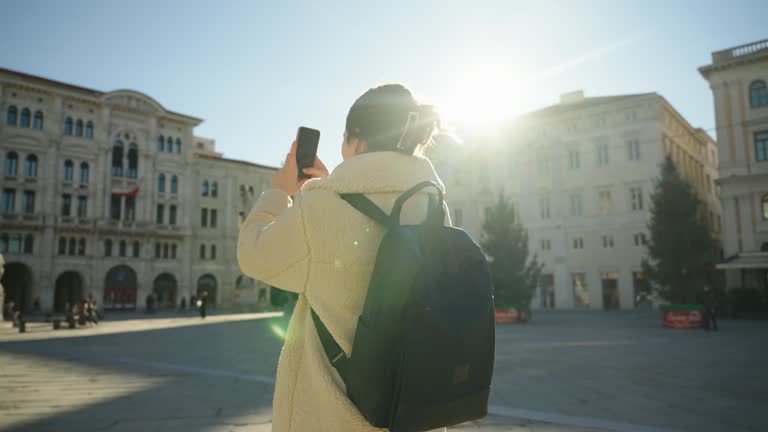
[0,310,765,432]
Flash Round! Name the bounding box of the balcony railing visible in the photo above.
[712,39,768,64]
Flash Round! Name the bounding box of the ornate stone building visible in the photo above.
[0,68,275,314]
[433,90,721,309]
[700,39,768,292]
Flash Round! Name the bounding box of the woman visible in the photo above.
[238,83,450,431]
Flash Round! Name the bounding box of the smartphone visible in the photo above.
[296,127,320,179]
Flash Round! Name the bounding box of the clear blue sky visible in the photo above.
[1,0,765,169]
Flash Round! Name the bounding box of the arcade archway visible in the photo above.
[197,274,217,307]
[103,265,137,311]
[1,262,32,316]
[153,273,178,309]
[54,271,83,313]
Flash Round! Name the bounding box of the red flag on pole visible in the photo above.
[113,187,139,197]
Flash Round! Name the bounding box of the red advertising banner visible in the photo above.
[495,308,528,324]
[662,310,703,329]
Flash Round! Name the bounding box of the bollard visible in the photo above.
[18,321,26,333]
[53,320,61,330]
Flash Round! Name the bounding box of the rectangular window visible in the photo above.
[540,239,551,251]
[568,149,580,169]
[201,208,208,227]
[627,139,641,161]
[596,142,609,166]
[573,237,584,250]
[171,244,177,259]
[169,205,177,225]
[2,189,15,212]
[569,193,582,217]
[210,209,218,228]
[58,237,66,255]
[155,243,162,258]
[540,197,551,219]
[755,131,768,162]
[602,235,614,248]
[453,209,463,227]
[110,195,121,220]
[211,245,217,260]
[22,190,35,214]
[634,233,647,246]
[124,196,135,222]
[200,244,206,259]
[599,190,612,215]
[156,204,165,224]
[78,238,86,256]
[77,196,88,218]
[61,194,72,216]
[630,187,643,211]
[163,244,169,259]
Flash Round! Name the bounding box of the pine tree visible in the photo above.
[481,193,543,308]
[642,158,718,304]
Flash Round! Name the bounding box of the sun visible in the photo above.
[435,61,531,132]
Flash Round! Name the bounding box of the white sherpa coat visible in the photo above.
[237,151,450,432]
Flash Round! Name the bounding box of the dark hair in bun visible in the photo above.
[345,83,440,156]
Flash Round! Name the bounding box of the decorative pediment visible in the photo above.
[101,90,165,115]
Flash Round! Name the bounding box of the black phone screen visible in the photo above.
[296,127,320,179]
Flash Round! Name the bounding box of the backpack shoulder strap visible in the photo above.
[339,193,392,227]
[311,307,349,378]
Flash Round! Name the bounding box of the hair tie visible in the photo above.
[396,112,420,150]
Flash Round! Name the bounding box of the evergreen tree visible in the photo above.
[481,193,543,308]
[642,158,718,304]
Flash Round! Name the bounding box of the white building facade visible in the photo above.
[433,91,721,310]
[0,68,275,314]
[700,39,768,292]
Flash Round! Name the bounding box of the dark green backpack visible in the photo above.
[312,181,496,431]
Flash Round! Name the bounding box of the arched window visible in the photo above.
[119,240,127,257]
[20,108,31,127]
[85,121,94,138]
[166,136,173,153]
[174,138,182,154]
[157,135,165,152]
[112,140,124,176]
[24,155,37,177]
[64,117,73,135]
[105,239,113,257]
[63,160,74,182]
[170,175,178,194]
[68,237,77,255]
[133,241,140,258]
[33,111,44,129]
[78,238,86,256]
[211,181,218,198]
[5,151,18,176]
[75,119,84,136]
[6,106,17,125]
[23,234,33,254]
[751,80,768,108]
[763,194,768,220]
[158,174,166,193]
[127,143,138,178]
[202,180,209,196]
[80,162,90,184]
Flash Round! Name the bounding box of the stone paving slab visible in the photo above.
[1,311,766,432]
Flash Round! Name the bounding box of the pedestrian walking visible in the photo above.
[179,296,186,311]
[189,294,196,314]
[703,285,718,331]
[198,291,208,319]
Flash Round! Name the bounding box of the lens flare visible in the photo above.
[271,324,286,340]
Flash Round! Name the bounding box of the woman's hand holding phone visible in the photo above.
[271,141,329,196]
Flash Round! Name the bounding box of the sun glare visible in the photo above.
[437,61,531,132]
